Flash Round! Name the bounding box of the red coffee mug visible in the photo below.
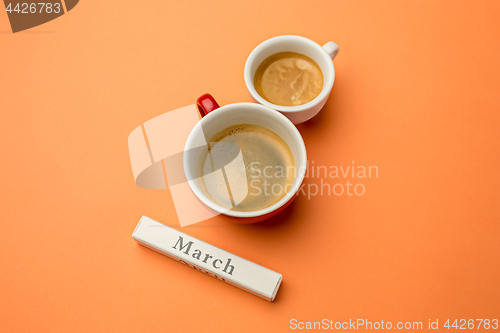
[183,93,307,223]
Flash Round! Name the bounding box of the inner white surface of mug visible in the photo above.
[245,35,335,112]
[183,103,307,218]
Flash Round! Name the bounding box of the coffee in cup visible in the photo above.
[244,36,339,124]
[254,51,324,106]
[198,123,295,212]
[184,93,307,223]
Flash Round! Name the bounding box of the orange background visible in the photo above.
[1,1,499,332]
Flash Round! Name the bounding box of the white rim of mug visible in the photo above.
[183,102,307,218]
[244,35,335,113]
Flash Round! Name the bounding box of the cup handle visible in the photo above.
[323,41,339,60]
[197,93,220,118]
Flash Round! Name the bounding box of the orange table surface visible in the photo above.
[1,1,499,332]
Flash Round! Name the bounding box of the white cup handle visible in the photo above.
[323,41,339,60]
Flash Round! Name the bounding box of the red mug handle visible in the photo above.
[196,93,220,118]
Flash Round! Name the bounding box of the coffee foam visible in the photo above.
[199,124,295,212]
[254,52,323,106]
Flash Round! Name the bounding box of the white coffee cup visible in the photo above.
[183,93,307,223]
[244,35,339,124]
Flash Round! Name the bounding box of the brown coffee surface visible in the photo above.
[254,52,323,106]
[199,124,295,212]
